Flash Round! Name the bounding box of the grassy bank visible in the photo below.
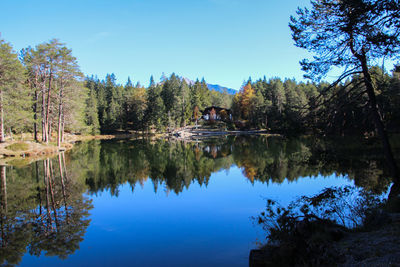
[0,124,277,165]
[0,131,167,164]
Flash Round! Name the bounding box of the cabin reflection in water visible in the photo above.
[0,136,395,266]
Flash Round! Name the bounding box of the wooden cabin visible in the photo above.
[202,106,232,121]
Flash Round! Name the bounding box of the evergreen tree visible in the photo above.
[179,80,191,127]
[85,84,100,135]
[55,45,85,146]
[161,73,181,129]
[125,84,147,131]
[290,0,400,184]
[190,79,202,111]
[0,38,31,141]
[146,80,165,131]
[149,75,155,87]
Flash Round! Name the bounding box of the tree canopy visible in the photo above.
[290,0,400,81]
[290,0,400,184]
[0,38,29,142]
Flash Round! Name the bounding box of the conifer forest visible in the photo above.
[1,37,400,140]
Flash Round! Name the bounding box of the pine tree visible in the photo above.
[146,80,165,131]
[290,0,400,184]
[149,75,155,87]
[21,40,87,142]
[85,84,100,135]
[0,38,30,142]
[55,45,84,146]
[190,80,202,111]
[180,80,191,127]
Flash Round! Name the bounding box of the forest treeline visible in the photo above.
[0,37,232,141]
[1,36,399,139]
[85,73,233,133]
[232,67,400,135]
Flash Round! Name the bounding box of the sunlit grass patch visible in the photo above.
[5,142,30,151]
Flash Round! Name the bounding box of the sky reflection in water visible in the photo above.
[5,136,384,266]
[21,174,352,265]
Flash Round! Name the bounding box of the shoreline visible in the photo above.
[249,212,400,266]
[0,128,279,165]
[167,126,279,140]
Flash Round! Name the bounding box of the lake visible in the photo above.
[0,136,393,266]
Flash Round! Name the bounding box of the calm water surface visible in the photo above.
[1,136,392,266]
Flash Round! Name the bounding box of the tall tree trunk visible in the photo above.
[35,161,43,217]
[42,83,47,142]
[48,120,52,142]
[62,151,68,180]
[61,113,65,143]
[48,160,59,230]
[33,89,38,142]
[57,108,62,147]
[57,84,64,147]
[0,90,4,143]
[359,52,400,185]
[45,72,53,143]
[44,159,53,231]
[1,166,7,214]
[58,153,69,223]
[0,165,6,248]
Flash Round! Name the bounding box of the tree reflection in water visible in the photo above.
[247,135,400,266]
[0,153,93,266]
[0,135,397,265]
[80,136,393,196]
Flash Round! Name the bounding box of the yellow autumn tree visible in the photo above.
[240,82,255,120]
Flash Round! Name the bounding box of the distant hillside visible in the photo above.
[177,76,237,95]
[206,84,237,95]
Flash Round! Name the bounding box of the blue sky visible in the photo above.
[1,0,315,89]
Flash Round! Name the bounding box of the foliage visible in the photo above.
[73,135,394,196]
[290,0,400,183]
[84,73,233,133]
[20,39,87,143]
[228,65,400,135]
[0,155,92,265]
[224,0,400,136]
[1,33,400,139]
[0,135,396,265]
[289,0,400,81]
[253,185,386,266]
[0,38,31,138]
[85,84,100,135]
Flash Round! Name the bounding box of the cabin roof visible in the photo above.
[202,106,231,114]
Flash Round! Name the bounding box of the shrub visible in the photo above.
[252,186,386,266]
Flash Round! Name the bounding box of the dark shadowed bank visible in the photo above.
[248,0,400,264]
[249,185,400,266]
